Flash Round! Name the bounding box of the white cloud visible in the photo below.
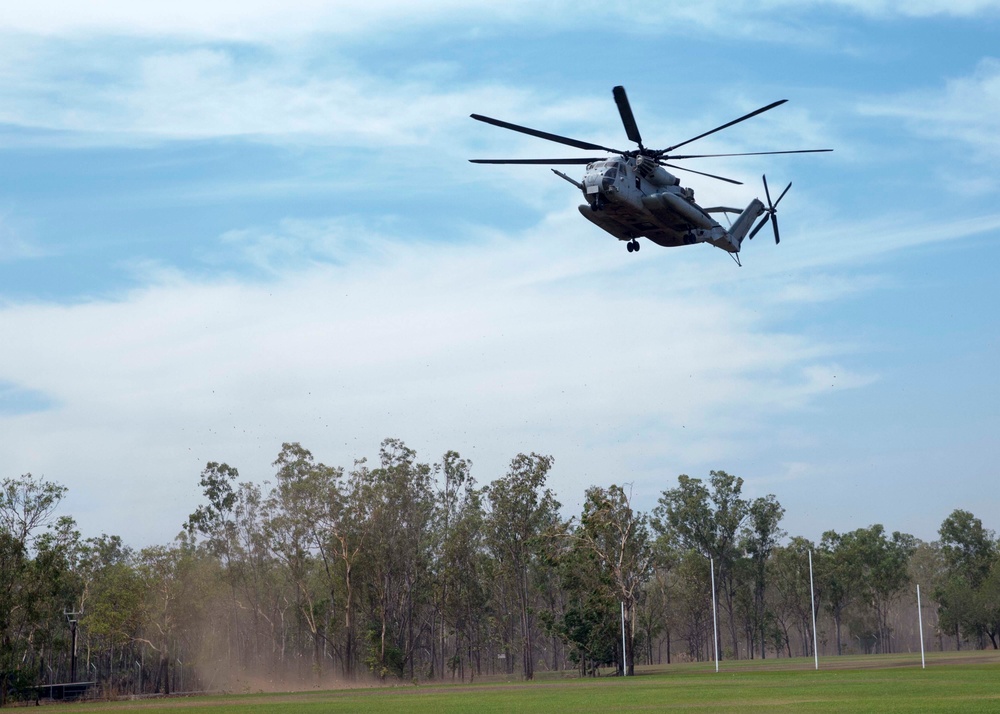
[0,1,471,40]
[0,212,882,543]
[810,0,1000,17]
[0,165,994,542]
[1,1,997,41]
[0,40,610,158]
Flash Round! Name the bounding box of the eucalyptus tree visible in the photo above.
[361,438,435,680]
[669,550,715,661]
[3,515,80,692]
[642,536,683,664]
[653,471,750,659]
[185,463,240,558]
[76,535,145,690]
[908,540,945,651]
[824,525,915,654]
[265,443,342,677]
[0,474,67,549]
[485,453,560,680]
[573,484,654,675]
[860,526,916,654]
[320,458,374,679]
[740,495,785,659]
[0,474,71,702]
[635,571,668,664]
[936,509,999,648]
[185,463,246,666]
[769,537,819,657]
[977,561,1000,649]
[228,480,279,671]
[542,533,619,676]
[135,543,196,694]
[939,510,996,587]
[433,451,488,681]
[818,530,857,655]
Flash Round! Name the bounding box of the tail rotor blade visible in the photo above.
[774,181,792,207]
[755,175,790,244]
[748,215,770,240]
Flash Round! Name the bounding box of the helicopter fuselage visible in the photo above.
[578,157,759,253]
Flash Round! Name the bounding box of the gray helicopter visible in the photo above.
[470,86,830,264]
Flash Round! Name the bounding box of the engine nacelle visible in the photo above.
[643,191,719,231]
[635,155,679,186]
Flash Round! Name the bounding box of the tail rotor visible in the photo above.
[748,175,791,244]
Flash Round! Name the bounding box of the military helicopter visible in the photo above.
[470,86,831,264]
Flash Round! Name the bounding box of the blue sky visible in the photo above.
[1,1,998,546]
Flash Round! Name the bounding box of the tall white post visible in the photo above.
[809,550,819,670]
[621,601,628,676]
[710,556,719,673]
[917,585,926,669]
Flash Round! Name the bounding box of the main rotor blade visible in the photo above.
[660,162,743,185]
[666,149,833,160]
[470,158,601,164]
[613,86,643,147]
[659,99,788,154]
[470,113,621,153]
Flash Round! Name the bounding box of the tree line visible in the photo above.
[1,438,998,703]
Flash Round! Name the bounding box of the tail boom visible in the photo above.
[728,198,765,251]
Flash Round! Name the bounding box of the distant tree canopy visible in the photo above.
[0,445,996,703]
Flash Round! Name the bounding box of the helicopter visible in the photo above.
[470,86,831,264]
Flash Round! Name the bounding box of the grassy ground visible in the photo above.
[28,651,1000,713]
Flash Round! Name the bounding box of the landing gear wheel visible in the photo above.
[632,240,640,252]
[626,241,635,253]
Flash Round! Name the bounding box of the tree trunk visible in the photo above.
[624,600,636,676]
[407,579,414,680]
[160,655,170,696]
[519,570,533,680]
[343,568,354,680]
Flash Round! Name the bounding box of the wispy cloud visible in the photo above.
[860,58,1000,159]
[0,210,882,541]
[0,40,608,158]
[2,179,989,541]
[2,1,997,41]
[809,0,1000,18]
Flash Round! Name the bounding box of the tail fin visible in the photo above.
[729,198,765,249]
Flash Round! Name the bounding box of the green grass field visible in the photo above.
[40,652,1000,713]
